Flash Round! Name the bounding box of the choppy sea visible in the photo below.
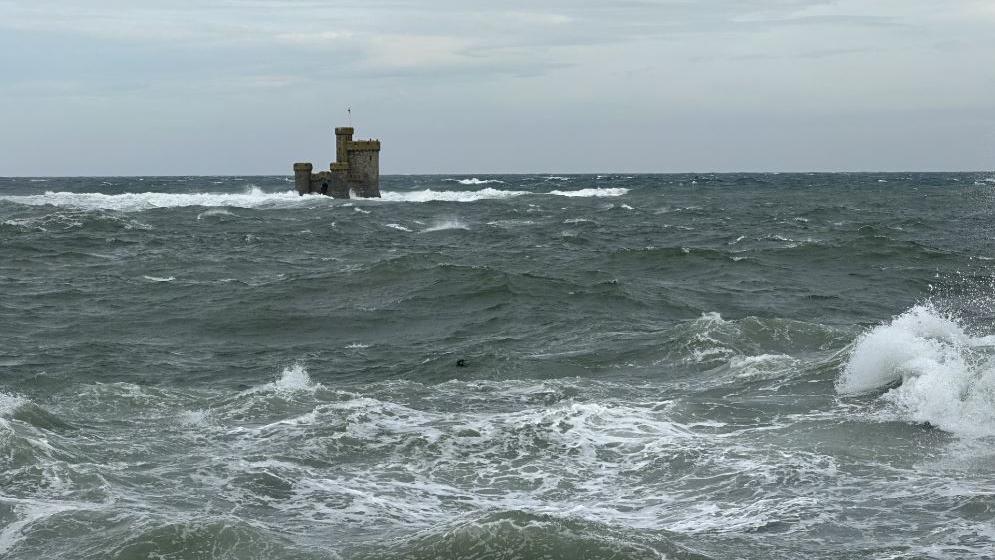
[2,173,995,559]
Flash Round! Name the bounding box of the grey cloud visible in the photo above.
[1,0,993,174]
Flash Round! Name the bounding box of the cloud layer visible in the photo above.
[1,0,993,174]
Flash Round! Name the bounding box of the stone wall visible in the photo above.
[346,142,381,198]
[293,163,313,195]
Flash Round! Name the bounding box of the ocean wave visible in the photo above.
[837,304,995,436]
[351,510,682,560]
[2,186,629,210]
[380,188,529,202]
[196,208,235,220]
[0,187,305,212]
[549,188,628,197]
[0,391,28,418]
[422,218,469,232]
[445,178,505,185]
[260,362,320,394]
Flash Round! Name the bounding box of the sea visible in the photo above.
[1,173,994,559]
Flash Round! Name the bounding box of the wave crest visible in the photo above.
[1,188,303,212]
[837,304,995,435]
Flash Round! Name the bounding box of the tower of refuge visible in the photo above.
[293,127,381,198]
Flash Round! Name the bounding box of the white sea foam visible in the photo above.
[142,275,175,282]
[729,354,798,379]
[243,363,320,395]
[179,409,213,426]
[838,304,995,435]
[196,208,234,220]
[1,187,306,212]
[380,188,529,202]
[549,188,628,197]
[4,186,629,210]
[446,178,505,185]
[0,392,27,417]
[423,218,469,232]
[272,363,315,392]
[384,223,412,232]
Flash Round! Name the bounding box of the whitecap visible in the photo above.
[0,391,28,417]
[446,178,505,185]
[837,304,995,436]
[0,187,307,212]
[179,409,213,426]
[271,363,316,392]
[423,218,469,232]
[196,208,234,220]
[548,188,628,198]
[380,188,529,203]
[142,275,175,282]
[385,223,412,232]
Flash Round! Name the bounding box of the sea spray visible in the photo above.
[838,304,995,435]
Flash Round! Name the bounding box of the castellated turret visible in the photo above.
[293,126,381,198]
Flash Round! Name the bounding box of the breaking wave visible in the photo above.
[446,178,506,185]
[548,188,628,197]
[837,304,995,436]
[2,186,629,210]
[380,188,528,202]
[380,187,628,202]
[422,218,470,232]
[0,188,305,212]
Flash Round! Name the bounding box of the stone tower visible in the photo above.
[293,126,381,198]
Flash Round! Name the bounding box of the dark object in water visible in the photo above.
[456,359,467,367]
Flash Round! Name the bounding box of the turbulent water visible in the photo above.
[2,173,995,559]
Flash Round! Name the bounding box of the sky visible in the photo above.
[1,0,994,175]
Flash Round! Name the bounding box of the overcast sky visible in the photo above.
[1,0,994,175]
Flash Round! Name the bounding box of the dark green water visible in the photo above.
[1,173,994,559]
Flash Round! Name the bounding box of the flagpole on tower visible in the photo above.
[347,106,352,127]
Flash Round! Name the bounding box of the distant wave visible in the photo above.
[380,188,529,202]
[549,188,628,198]
[422,218,470,232]
[1,187,304,211]
[445,178,506,185]
[1,186,629,210]
[382,187,628,202]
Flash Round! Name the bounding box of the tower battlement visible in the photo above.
[294,126,381,198]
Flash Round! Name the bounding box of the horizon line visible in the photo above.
[2,170,994,179]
